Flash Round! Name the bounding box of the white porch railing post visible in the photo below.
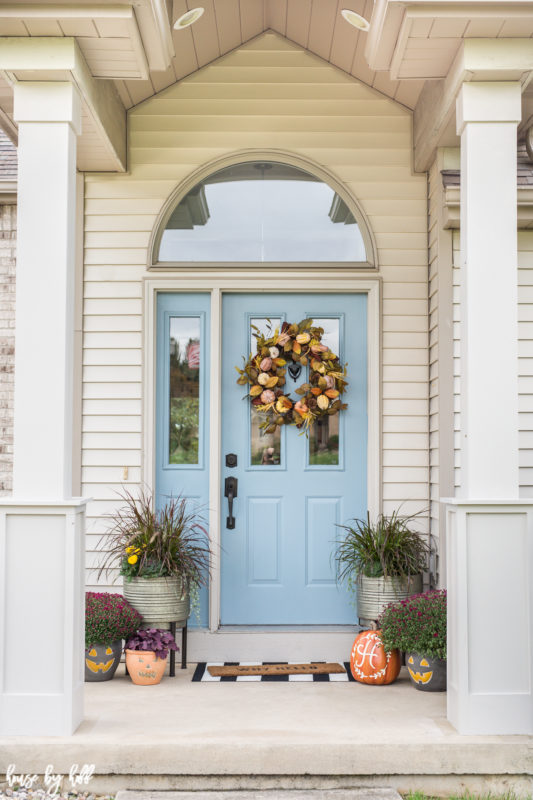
[445,81,533,735]
[0,81,87,736]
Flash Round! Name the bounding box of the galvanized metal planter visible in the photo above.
[123,576,190,630]
[357,574,423,625]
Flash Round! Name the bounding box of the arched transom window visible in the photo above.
[153,161,373,266]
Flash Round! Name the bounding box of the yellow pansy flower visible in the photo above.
[126,546,135,554]
[127,554,138,565]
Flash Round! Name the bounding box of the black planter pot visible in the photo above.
[85,640,122,682]
[406,653,447,691]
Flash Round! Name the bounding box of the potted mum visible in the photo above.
[334,510,429,625]
[85,592,142,682]
[379,589,447,692]
[97,489,211,630]
[125,628,178,685]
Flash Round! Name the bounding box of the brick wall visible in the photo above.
[0,203,15,495]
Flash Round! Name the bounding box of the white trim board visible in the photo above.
[143,275,382,648]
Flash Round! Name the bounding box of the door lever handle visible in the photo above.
[224,476,238,529]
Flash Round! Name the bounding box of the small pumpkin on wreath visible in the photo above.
[235,318,348,433]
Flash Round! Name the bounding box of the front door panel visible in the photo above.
[221,293,367,624]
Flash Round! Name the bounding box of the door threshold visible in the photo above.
[189,626,360,661]
[218,625,359,633]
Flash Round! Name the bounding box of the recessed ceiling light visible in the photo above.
[174,7,205,30]
[341,8,370,31]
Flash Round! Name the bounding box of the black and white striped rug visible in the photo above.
[192,662,356,682]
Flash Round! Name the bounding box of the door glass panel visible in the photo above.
[250,317,281,466]
[308,318,341,466]
[169,316,201,464]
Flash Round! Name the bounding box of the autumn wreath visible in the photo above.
[235,318,348,433]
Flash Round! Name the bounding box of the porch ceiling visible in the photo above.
[2,1,533,172]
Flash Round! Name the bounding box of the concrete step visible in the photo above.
[116,792,402,800]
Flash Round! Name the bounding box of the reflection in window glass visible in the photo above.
[250,317,282,467]
[309,318,340,466]
[169,317,200,464]
[158,162,367,263]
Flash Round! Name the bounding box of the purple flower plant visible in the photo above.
[85,592,143,649]
[125,628,179,660]
[378,589,447,660]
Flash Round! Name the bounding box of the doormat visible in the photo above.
[192,662,356,682]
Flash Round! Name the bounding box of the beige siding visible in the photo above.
[451,231,533,499]
[428,160,439,554]
[426,153,455,587]
[83,32,430,591]
[518,232,533,497]
[452,231,461,491]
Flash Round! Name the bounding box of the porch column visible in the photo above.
[446,82,533,734]
[0,82,87,736]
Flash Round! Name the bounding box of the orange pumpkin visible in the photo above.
[350,629,401,685]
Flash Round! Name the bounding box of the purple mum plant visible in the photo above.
[378,589,447,660]
[125,628,179,660]
[85,592,143,649]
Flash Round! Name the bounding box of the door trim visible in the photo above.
[144,273,381,641]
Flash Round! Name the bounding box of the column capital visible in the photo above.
[456,81,522,136]
[13,81,82,136]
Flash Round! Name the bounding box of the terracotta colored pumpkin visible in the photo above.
[350,629,401,685]
[125,649,167,685]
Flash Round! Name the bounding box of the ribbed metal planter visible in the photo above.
[123,576,190,630]
[357,574,423,624]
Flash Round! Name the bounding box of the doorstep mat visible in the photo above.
[192,662,356,681]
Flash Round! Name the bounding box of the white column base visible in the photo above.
[0,499,87,736]
[444,499,533,735]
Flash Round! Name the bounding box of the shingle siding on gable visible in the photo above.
[0,202,16,495]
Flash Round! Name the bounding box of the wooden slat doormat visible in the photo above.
[207,662,346,677]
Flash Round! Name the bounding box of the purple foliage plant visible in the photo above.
[125,628,179,660]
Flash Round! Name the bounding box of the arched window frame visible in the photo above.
[148,151,377,270]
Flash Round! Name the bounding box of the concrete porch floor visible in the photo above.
[1,665,532,797]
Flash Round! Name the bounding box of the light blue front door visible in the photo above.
[221,293,367,624]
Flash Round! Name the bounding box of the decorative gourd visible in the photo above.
[350,629,401,685]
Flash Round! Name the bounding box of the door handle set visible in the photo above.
[224,476,238,529]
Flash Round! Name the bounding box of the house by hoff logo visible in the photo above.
[5,764,95,796]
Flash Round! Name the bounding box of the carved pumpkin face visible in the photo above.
[407,654,433,685]
[350,630,401,685]
[85,646,115,674]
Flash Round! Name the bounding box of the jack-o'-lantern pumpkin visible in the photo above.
[406,653,446,692]
[84,641,122,682]
[350,630,401,685]
[125,649,167,685]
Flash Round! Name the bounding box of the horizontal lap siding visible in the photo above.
[428,161,439,560]
[518,231,533,496]
[83,32,429,591]
[453,230,533,497]
[453,232,461,490]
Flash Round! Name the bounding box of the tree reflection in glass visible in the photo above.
[169,317,201,464]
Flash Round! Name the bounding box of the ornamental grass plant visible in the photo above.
[85,592,143,649]
[378,589,447,660]
[334,509,429,585]
[96,488,211,589]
